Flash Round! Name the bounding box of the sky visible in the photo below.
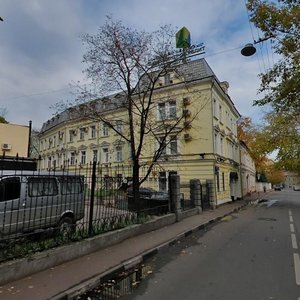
[0,0,276,130]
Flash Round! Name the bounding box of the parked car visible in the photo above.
[293,185,300,191]
[0,171,85,239]
[127,187,169,212]
[273,184,282,191]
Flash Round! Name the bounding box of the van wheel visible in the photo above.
[58,216,75,237]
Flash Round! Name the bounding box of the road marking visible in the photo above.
[294,254,300,285]
[291,223,295,233]
[289,210,292,216]
[290,216,294,223]
[292,233,298,249]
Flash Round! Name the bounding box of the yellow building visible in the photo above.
[39,58,241,206]
[0,123,30,158]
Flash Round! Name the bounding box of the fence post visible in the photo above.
[169,173,181,221]
[88,161,97,236]
[190,179,202,214]
[207,179,216,209]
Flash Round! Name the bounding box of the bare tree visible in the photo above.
[64,17,206,208]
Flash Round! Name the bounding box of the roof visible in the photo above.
[177,58,215,82]
[40,58,225,134]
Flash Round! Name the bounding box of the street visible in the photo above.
[124,189,300,300]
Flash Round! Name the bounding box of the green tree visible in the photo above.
[247,0,300,114]
[261,111,300,173]
[0,107,8,123]
[237,116,270,172]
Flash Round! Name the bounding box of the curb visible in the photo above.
[52,201,248,300]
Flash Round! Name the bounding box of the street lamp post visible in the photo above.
[241,36,273,56]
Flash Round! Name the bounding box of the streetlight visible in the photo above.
[241,36,273,57]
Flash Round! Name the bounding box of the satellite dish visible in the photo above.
[241,43,256,56]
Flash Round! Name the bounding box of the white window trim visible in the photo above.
[157,101,177,121]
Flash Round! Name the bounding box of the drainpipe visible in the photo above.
[27,120,32,158]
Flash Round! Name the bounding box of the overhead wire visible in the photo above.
[2,86,72,102]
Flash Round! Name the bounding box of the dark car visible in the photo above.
[273,184,282,191]
[127,187,169,213]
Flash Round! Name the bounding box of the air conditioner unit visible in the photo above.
[184,121,192,129]
[183,109,191,117]
[183,97,191,106]
[2,143,12,150]
[184,133,192,141]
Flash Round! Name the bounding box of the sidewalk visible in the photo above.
[0,199,254,300]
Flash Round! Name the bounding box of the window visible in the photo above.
[28,177,58,197]
[158,101,177,120]
[53,136,56,148]
[170,136,178,154]
[90,126,96,139]
[164,74,171,85]
[70,151,76,165]
[79,128,85,140]
[159,137,167,155]
[169,101,176,118]
[213,99,218,118]
[116,120,123,133]
[214,132,219,154]
[69,130,73,142]
[102,148,109,163]
[48,157,52,169]
[102,123,109,137]
[116,146,123,162]
[158,136,178,155]
[219,105,223,122]
[0,177,21,201]
[80,151,86,164]
[220,137,224,156]
[222,172,225,191]
[158,103,166,120]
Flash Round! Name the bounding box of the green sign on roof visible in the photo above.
[176,27,191,48]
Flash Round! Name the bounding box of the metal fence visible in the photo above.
[0,162,171,262]
[0,160,213,262]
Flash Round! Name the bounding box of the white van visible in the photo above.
[0,171,85,239]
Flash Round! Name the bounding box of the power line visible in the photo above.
[2,86,72,101]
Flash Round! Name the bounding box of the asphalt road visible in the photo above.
[124,189,300,300]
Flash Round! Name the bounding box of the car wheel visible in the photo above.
[58,216,75,238]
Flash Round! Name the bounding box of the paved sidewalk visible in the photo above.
[0,199,253,300]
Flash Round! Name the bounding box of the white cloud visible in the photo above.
[0,0,275,128]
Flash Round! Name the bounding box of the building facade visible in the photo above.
[38,58,242,206]
[0,122,30,158]
[239,141,256,196]
[283,171,300,188]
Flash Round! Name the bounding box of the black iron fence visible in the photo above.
[0,162,170,262]
[0,161,212,262]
